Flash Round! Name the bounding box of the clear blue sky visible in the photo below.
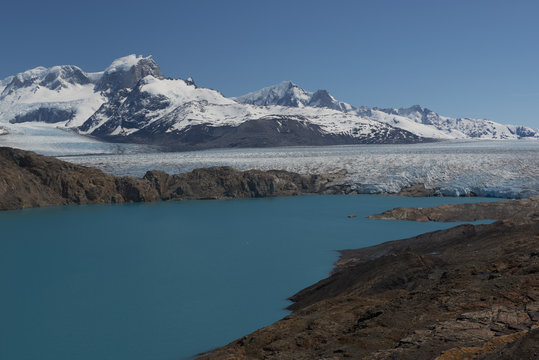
[1,0,538,127]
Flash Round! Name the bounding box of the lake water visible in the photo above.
[0,195,498,359]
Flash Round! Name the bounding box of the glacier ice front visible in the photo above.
[60,140,539,199]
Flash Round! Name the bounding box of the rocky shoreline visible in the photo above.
[368,196,539,222]
[200,198,539,359]
[1,146,538,358]
[0,147,462,212]
[0,147,351,211]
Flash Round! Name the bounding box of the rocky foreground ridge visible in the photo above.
[201,199,539,359]
[0,147,349,211]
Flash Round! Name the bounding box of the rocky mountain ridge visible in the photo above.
[236,82,538,140]
[0,56,423,150]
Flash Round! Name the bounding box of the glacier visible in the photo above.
[60,140,539,199]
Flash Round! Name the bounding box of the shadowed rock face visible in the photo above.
[200,199,539,360]
[95,57,164,93]
[10,108,75,124]
[0,147,159,210]
[0,147,349,211]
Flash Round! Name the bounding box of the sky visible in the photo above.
[1,0,538,128]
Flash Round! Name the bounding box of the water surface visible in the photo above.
[0,195,498,359]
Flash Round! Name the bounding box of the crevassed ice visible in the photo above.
[59,140,539,199]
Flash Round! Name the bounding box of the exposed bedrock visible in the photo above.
[200,198,539,359]
[369,196,539,222]
[0,147,349,211]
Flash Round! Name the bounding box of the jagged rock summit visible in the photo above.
[0,55,537,152]
[234,80,354,112]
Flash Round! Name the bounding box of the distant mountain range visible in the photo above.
[0,55,537,151]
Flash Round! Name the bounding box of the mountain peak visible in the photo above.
[96,54,163,92]
[405,104,436,114]
[234,81,311,107]
[104,54,153,74]
[276,80,296,88]
[235,82,356,112]
[1,65,91,95]
[39,65,91,90]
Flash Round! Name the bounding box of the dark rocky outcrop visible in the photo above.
[10,108,75,124]
[0,147,348,211]
[369,196,539,222]
[388,183,443,197]
[94,56,164,93]
[200,198,539,360]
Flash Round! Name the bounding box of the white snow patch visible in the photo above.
[140,76,235,106]
[104,54,146,74]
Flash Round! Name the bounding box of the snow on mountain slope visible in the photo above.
[78,75,237,136]
[236,83,539,140]
[159,100,396,136]
[0,76,14,94]
[376,105,539,140]
[234,81,311,107]
[0,55,168,153]
[1,54,536,155]
[234,81,353,112]
[0,54,166,130]
[0,65,106,129]
[364,109,454,139]
[79,73,414,147]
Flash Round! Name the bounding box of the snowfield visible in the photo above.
[60,140,539,199]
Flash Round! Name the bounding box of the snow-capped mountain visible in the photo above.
[374,105,538,140]
[234,81,354,112]
[0,54,536,153]
[78,73,419,149]
[0,63,106,128]
[235,82,539,140]
[0,55,423,151]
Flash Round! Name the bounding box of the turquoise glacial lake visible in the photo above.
[0,195,498,359]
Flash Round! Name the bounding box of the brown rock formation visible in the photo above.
[369,196,539,222]
[388,183,442,197]
[0,147,348,211]
[200,199,539,359]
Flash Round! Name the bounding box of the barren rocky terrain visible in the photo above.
[201,199,539,359]
[0,147,348,211]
